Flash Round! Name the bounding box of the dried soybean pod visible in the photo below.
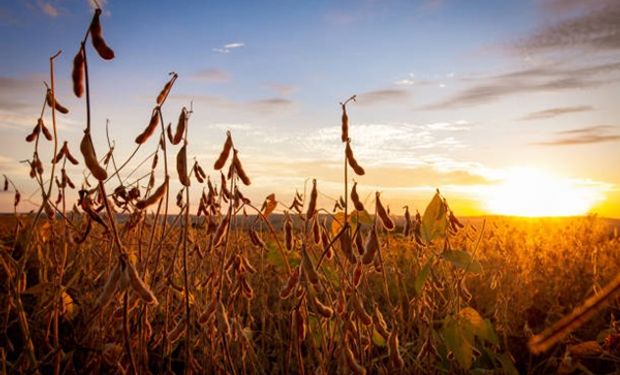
[345,141,365,176]
[362,224,379,265]
[176,144,190,187]
[95,262,121,307]
[40,119,52,141]
[351,182,364,211]
[72,47,85,97]
[354,227,364,255]
[353,261,363,287]
[284,215,293,251]
[52,142,67,164]
[172,107,187,145]
[135,108,160,144]
[375,192,394,231]
[388,330,404,368]
[340,229,356,264]
[3,177,8,191]
[352,293,372,326]
[373,306,390,339]
[80,130,108,181]
[166,123,174,143]
[307,179,317,219]
[312,218,321,244]
[341,103,348,143]
[136,177,168,209]
[214,131,233,170]
[344,343,367,375]
[280,266,300,299]
[232,150,251,185]
[89,9,115,60]
[65,145,79,165]
[126,261,158,305]
[213,214,230,248]
[46,91,69,114]
[301,247,320,284]
[26,121,41,143]
[314,297,334,318]
[156,73,177,105]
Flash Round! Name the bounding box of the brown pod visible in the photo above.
[72,48,85,97]
[354,227,364,256]
[232,151,251,185]
[375,192,394,231]
[80,131,108,181]
[198,299,218,324]
[341,104,349,143]
[135,108,160,144]
[26,122,41,143]
[301,247,320,284]
[340,229,357,264]
[312,218,321,244]
[344,344,367,375]
[40,119,52,141]
[373,306,390,340]
[214,132,233,170]
[351,182,364,211]
[89,9,115,60]
[151,152,159,170]
[313,297,334,318]
[65,143,79,165]
[95,263,121,307]
[136,177,168,209]
[353,261,363,287]
[284,214,293,251]
[388,330,404,368]
[156,73,177,105]
[280,266,300,299]
[3,177,8,191]
[213,214,230,248]
[126,261,158,305]
[166,123,174,143]
[352,293,372,325]
[361,224,379,265]
[345,141,365,176]
[14,191,21,207]
[307,178,317,219]
[172,107,187,145]
[176,144,190,187]
[46,91,69,114]
[52,142,67,164]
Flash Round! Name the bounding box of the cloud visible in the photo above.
[534,125,620,145]
[519,105,594,121]
[192,68,231,83]
[515,0,620,53]
[424,61,620,109]
[249,98,294,112]
[35,1,59,17]
[357,89,411,106]
[173,94,293,114]
[266,83,297,96]
[212,42,245,54]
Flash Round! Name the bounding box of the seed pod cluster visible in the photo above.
[39,118,52,141]
[280,266,300,299]
[72,47,85,97]
[89,9,115,60]
[52,141,79,165]
[136,177,168,210]
[80,131,107,181]
[176,144,190,187]
[351,182,364,211]
[212,214,230,248]
[135,108,160,144]
[301,247,320,284]
[345,141,365,176]
[46,90,69,114]
[214,131,233,170]
[313,297,333,318]
[375,192,394,231]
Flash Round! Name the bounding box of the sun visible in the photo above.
[484,168,604,217]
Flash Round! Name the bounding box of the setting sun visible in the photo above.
[485,168,606,217]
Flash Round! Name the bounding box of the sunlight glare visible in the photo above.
[485,168,604,217]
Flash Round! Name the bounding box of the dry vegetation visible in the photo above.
[1,8,620,375]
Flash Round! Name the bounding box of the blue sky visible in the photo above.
[1,0,619,216]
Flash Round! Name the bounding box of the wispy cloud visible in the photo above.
[357,89,411,106]
[34,1,59,17]
[515,0,620,53]
[519,105,593,121]
[424,62,620,109]
[534,125,620,145]
[212,42,245,54]
[266,83,297,96]
[192,68,231,83]
[173,94,293,114]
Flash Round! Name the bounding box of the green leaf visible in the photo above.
[497,353,519,375]
[421,191,448,243]
[481,319,499,346]
[371,328,387,347]
[414,260,432,296]
[441,250,482,274]
[459,308,498,345]
[442,315,474,369]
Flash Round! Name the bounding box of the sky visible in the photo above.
[0,0,619,217]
